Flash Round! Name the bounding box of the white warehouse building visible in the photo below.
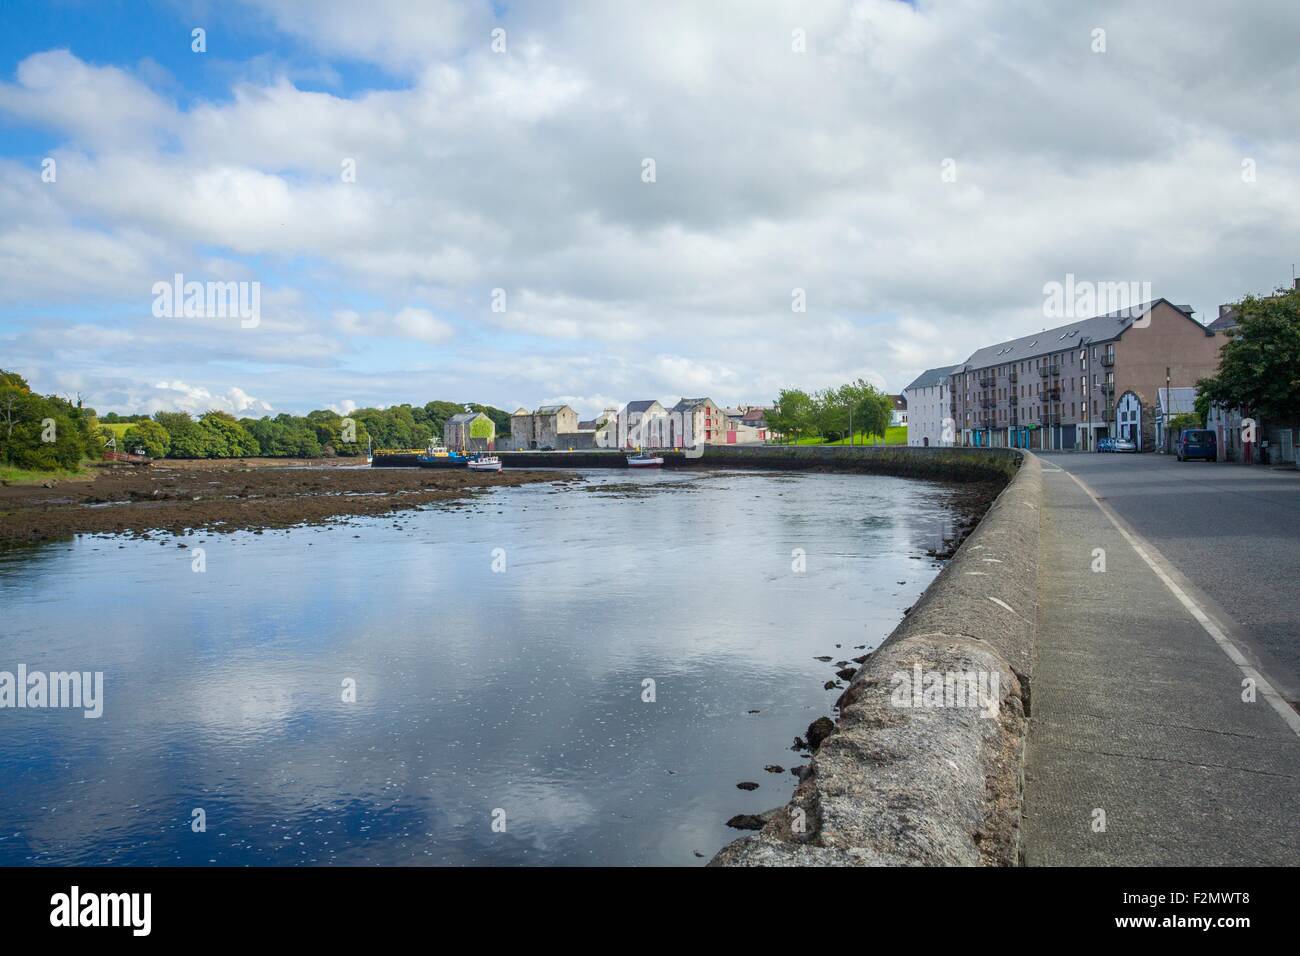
[903,365,958,447]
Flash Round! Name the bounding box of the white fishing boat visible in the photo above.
[467,455,502,472]
[626,451,664,468]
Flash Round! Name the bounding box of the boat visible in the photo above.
[626,451,664,468]
[467,455,502,473]
[417,445,469,469]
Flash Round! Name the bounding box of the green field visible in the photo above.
[0,464,93,485]
[791,425,908,446]
[103,422,134,439]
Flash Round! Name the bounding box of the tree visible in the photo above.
[0,369,102,470]
[1196,286,1300,422]
[199,411,259,458]
[123,420,171,458]
[844,379,893,444]
[768,389,815,442]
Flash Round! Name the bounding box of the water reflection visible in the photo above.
[0,469,959,865]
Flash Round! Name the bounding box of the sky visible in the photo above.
[1,0,1297,419]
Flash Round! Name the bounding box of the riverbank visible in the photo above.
[713,448,1040,866]
[0,458,573,545]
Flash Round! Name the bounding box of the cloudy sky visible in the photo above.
[1,0,1297,418]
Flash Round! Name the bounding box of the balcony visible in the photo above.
[979,377,994,388]
[980,398,995,409]
[1009,394,1019,406]
[1042,413,1061,426]
[1045,387,1061,401]
[1101,408,1115,422]
[1100,354,1115,367]
[1008,372,1018,384]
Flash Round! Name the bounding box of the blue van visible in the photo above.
[1177,429,1217,461]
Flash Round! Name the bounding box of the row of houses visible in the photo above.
[445,400,775,452]
[902,284,1299,464]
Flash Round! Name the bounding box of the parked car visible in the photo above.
[1177,428,1217,461]
[1096,437,1116,452]
[1111,437,1137,453]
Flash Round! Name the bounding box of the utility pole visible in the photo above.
[1170,366,1180,455]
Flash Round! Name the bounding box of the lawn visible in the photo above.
[0,464,94,485]
[103,422,134,440]
[791,425,908,446]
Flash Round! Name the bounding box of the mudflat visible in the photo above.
[0,457,575,545]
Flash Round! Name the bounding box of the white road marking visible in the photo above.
[988,597,1015,613]
[1057,467,1300,737]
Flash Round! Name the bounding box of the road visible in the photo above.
[1038,450,1300,701]
[1023,452,1300,865]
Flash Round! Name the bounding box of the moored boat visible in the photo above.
[418,445,469,468]
[467,455,502,472]
[626,452,664,468]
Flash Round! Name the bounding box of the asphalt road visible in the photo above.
[1038,450,1300,701]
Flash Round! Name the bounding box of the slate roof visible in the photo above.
[625,400,660,413]
[903,365,958,392]
[953,300,1202,373]
[672,397,712,412]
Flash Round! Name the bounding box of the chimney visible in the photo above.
[1219,304,1231,317]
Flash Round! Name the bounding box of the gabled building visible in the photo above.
[904,365,957,447]
[670,397,725,446]
[621,400,668,448]
[444,411,495,452]
[508,404,580,449]
[949,299,1224,452]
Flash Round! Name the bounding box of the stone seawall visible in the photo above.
[712,450,1042,866]
[486,444,1021,483]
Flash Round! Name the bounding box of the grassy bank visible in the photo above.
[791,425,908,446]
[0,464,94,485]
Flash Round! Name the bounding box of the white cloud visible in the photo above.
[151,380,273,415]
[1,1,1299,413]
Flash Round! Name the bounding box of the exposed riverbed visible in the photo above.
[0,468,979,865]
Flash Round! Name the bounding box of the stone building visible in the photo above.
[508,404,580,449]
[443,411,495,452]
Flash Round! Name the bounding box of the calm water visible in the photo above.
[0,469,961,866]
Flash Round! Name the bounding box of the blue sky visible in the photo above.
[1,1,1297,418]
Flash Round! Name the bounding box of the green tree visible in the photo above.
[0,371,102,470]
[154,411,210,458]
[845,379,893,444]
[199,411,259,458]
[1196,286,1300,422]
[768,389,815,442]
[123,419,171,458]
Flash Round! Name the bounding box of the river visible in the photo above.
[0,468,963,865]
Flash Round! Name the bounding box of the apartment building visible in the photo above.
[949,300,1224,451]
